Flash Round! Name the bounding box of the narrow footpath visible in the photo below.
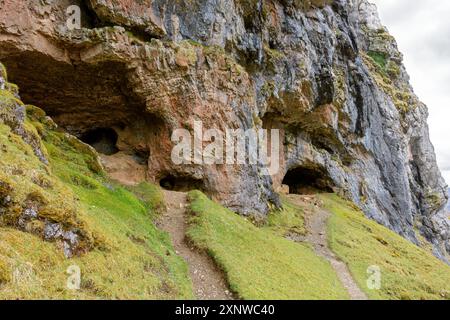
[158,190,233,300]
[286,194,368,300]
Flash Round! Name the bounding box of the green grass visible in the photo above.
[127,182,167,218]
[367,50,388,70]
[321,194,450,300]
[366,50,401,79]
[363,53,411,113]
[265,196,306,237]
[0,100,193,298]
[186,191,349,300]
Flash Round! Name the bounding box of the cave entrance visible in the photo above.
[159,175,205,192]
[282,166,334,195]
[1,52,171,185]
[81,128,119,155]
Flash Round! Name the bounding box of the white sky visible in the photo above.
[370,0,450,185]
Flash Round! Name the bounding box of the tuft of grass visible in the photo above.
[367,51,388,70]
[321,194,450,300]
[186,190,349,300]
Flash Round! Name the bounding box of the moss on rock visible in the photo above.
[0,62,7,81]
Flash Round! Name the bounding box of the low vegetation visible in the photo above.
[126,182,167,218]
[367,50,388,70]
[186,191,349,300]
[265,196,306,237]
[2,60,450,300]
[0,76,192,298]
[363,52,412,113]
[321,194,450,300]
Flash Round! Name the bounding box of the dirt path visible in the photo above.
[286,194,368,300]
[157,190,233,300]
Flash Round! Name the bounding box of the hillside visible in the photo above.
[0,0,450,300]
[0,72,192,298]
[1,71,450,299]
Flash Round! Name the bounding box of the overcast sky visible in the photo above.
[370,0,450,185]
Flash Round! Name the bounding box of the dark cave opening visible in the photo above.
[0,50,174,185]
[0,50,149,133]
[282,166,334,195]
[132,149,150,166]
[80,128,119,156]
[159,175,205,192]
[1,55,135,130]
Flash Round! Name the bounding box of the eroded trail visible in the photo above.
[158,190,233,300]
[286,194,368,300]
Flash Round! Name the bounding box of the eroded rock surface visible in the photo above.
[0,0,449,261]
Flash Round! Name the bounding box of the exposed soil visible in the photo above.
[158,190,365,300]
[286,194,368,300]
[157,190,233,300]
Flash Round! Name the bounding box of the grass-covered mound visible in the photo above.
[0,67,192,298]
[186,190,349,300]
[321,194,450,300]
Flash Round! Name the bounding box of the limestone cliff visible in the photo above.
[0,0,448,261]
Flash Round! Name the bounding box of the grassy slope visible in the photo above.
[126,182,167,218]
[321,194,450,300]
[265,195,306,238]
[187,191,349,300]
[2,63,450,300]
[0,105,192,299]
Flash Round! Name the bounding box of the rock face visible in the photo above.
[446,189,450,212]
[0,0,449,261]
